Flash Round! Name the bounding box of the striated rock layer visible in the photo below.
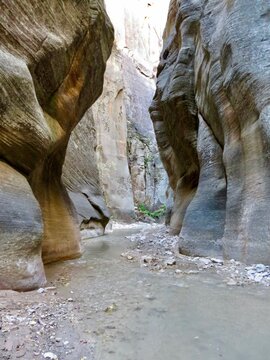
[151,0,270,263]
[65,0,169,222]
[0,0,113,290]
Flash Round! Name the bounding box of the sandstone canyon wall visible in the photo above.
[0,0,113,290]
[64,0,169,222]
[151,0,270,263]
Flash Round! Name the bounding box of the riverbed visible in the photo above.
[1,228,270,360]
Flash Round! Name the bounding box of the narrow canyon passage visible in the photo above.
[1,0,270,359]
[1,227,270,359]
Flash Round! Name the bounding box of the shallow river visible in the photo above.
[45,228,270,360]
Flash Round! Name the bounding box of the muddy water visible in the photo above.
[46,229,270,360]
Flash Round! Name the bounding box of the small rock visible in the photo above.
[43,352,58,360]
[37,288,45,294]
[16,349,26,358]
[63,341,69,346]
[4,337,13,351]
[255,264,267,273]
[227,279,237,286]
[38,319,46,326]
[199,258,212,266]
[165,258,176,266]
[186,270,199,275]
[142,256,154,264]
[105,303,118,313]
[55,338,61,343]
[247,269,255,277]
[67,298,74,302]
[254,273,264,282]
[211,258,224,265]
[175,269,182,274]
[127,255,133,260]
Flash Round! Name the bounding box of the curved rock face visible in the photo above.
[151,0,270,263]
[65,0,169,222]
[63,110,111,236]
[0,0,113,290]
[0,162,45,291]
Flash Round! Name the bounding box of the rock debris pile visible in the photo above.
[125,225,270,287]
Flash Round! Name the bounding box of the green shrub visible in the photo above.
[138,203,166,219]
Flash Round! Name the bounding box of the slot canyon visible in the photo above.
[1,1,270,359]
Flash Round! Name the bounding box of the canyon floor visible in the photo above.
[1,224,270,360]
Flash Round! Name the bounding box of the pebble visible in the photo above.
[43,352,58,360]
[104,303,118,313]
[211,258,224,265]
[37,288,45,294]
[142,256,154,263]
[227,279,237,286]
[199,258,212,266]
[186,270,199,275]
[255,264,267,273]
[254,273,264,282]
[165,258,176,266]
[15,349,26,358]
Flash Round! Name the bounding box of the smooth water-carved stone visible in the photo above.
[151,0,270,263]
[0,162,46,290]
[0,0,113,289]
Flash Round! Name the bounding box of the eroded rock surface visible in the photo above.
[65,0,169,221]
[151,0,270,263]
[0,0,113,289]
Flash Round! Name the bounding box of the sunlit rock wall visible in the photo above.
[0,0,113,290]
[151,0,270,263]
[66,0,169,221]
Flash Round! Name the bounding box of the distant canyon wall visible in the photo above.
[151,0,270,263]
[65,0,169,222]
[0,0,113,290]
